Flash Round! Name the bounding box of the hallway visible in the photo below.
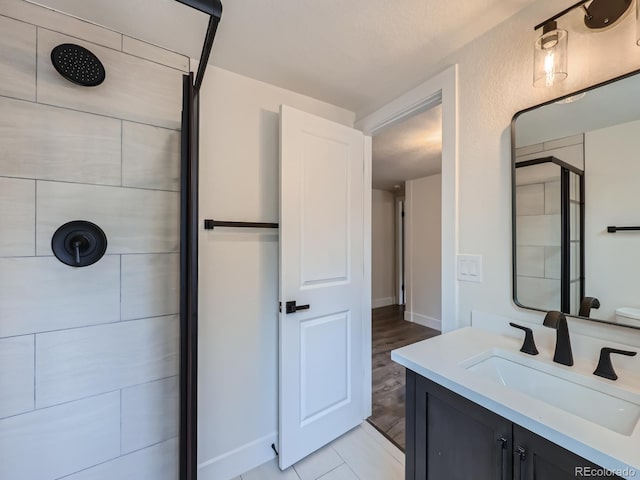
[368,305,440,448]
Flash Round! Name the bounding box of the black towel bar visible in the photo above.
[607,226,640,233]
[204,219,279,230]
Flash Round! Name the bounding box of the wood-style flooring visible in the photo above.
[368,305,440,449]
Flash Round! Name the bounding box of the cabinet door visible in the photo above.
[513,425,623,480]
[407,371,512,480]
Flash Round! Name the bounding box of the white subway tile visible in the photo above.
[545,246,561,280]
[543,134,584,151]
[36,181,179,255]
[37,29,183,129]
[544,181,561,215]
[0,392,120,480]
[515,184,544,216]
[121,376,178,453]
[0,256,120,337]
[516,276,561,311]
[0,0,122,49]
[0,335,33,419]
[36,315,178,408]
[122,36,189,71]
[63,437,178,480]
[515,162,560,186]
[122,122,181,192]
[0,177,35,257]
[0,15,36,101]
[515,143,543,157]
[0,97,121,185]
[121,253,179,321]
[516,215,561,247]
[516,246,545,278]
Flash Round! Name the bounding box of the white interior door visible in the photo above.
[279,105,368,469]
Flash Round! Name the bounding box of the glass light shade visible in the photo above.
[637,0,640,46]
[533,28,568,87]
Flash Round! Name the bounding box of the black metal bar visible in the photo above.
[607,226,640,233]
[194,15,220,92]
[175,0,222,17]
[534,0,590,30]
[579,172,585,305]
[515,156,584,175]
[560,168,570,314]
[179,73,199,480]
[203,219,279,230]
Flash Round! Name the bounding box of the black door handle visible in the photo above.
[497,437,508,480]
[285,301,310,314]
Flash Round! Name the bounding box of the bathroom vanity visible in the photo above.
[392,322,640,480]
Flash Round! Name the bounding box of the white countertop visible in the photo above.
[392,325,640,479]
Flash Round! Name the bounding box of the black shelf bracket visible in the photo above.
[204,219,279,230]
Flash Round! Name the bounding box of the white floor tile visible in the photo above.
[360,422,405,466]
[331,426,403,480]
[240,423,404,480]
[242,458,301,480]
[318,464,359,480]
[293,445,343,480]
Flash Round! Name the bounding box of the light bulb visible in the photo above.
[544,50,555,87]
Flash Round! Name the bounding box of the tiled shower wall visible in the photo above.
[514,134,584,312]
[0,1,185,478]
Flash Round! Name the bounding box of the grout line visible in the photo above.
[34,26,38,102]
[0,313,179,341]
[119,254,123,321]
[33,180,37,255]
[54,437,177,480]
[0,374,178,423]
[33,334,36,408]
[0,93,181,132]
[120,120,124,187]
[0,174,180,194]
[119,389,123,455]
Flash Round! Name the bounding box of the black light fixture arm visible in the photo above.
[534,0,591,30]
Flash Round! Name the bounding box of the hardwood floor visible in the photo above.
[368,305,439,450]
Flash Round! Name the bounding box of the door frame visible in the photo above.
[356,64,459,333]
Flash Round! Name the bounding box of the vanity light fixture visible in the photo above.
[534,20,568,88]
[533,0,633,87]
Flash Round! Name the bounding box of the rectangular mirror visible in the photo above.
[512,69,640,329]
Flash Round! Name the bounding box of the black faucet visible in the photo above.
[543,311,573,366]
[509,323,539,355]
[578,297,600,318]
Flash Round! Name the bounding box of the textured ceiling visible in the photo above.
[372,105,442,191]
[32,0,538,117]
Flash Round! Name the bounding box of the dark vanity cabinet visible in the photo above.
[406,371,623,480]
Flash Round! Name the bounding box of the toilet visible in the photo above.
[615,307,640,327]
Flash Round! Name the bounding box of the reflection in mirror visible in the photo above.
[512,70,640,329]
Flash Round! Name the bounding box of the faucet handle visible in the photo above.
[509,323,539,356]
[593,347,637,381]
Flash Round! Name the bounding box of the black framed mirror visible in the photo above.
[512,69,640,329]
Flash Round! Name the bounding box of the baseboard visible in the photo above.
[198,432,277,480]
[372,296,396,309]
[404,311,441,331]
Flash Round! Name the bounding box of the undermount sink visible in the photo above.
[463,350,640,436]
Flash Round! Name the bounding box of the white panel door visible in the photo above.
[279,105,367,469]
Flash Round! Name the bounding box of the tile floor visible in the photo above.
[235,422,404,480]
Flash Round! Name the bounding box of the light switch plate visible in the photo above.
[457,254,483,283]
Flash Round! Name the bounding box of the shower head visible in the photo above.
[51,43,106,87]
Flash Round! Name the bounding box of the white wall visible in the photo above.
[397,0,640,345]
[371,189,396,308]
[405,174,442,330]
[585,119,640,322]
[197,66,355,480]
[0,2,184,478]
